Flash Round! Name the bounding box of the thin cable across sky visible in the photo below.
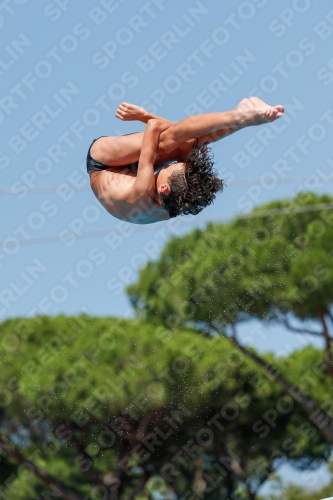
[1,202,331,247]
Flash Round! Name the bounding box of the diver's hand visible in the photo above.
[115,102,148,122]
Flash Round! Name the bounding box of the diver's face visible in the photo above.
[156,162,185,195]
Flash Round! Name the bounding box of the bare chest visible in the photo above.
[90,169,169,224]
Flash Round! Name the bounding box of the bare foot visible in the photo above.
[236,97,284,126]
[115,102,147,122]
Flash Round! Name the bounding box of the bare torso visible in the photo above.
[89,167,170,224]
[88,133,193,224]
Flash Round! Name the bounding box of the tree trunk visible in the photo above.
[228,332,333,445]
[247,491,257,500]
[0,437,84,500]
[127,472,149,500]
[193,458,206,497]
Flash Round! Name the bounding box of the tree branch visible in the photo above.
[274,311,326,338]
[243,478,257,500]
[229,332,333,444]
[127,471,149,500]
[0,436,84,500]
[282,318,326,339]
[206,323,333,446]
[327,309,333,324]
[320,313,333,382]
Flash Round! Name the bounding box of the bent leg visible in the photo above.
[90,133,144,167]
[158,110,242,152]
[159,98,284,152]
[114,103,238,155]
[116,103,240,150]
[90,133,187,169]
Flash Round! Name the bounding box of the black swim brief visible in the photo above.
[86,133,139,173]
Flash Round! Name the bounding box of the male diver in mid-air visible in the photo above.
[86,97,284,224]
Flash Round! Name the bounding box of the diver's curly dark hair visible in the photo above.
[161,140,224,218]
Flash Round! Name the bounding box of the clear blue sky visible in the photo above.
[2,0,333,351]
[2,0,333,347]
[1,0,333,493]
